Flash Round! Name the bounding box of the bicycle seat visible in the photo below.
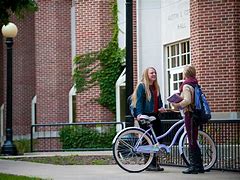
[139,115,156,122]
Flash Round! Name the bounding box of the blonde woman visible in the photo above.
[171,65,204,174]
[131,67,165,171]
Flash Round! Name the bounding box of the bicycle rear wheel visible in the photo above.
[113,128,154,173]
[180,130,217,171]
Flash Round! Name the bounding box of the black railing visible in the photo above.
[31,121,124,152]
[160,119,240,172]
[30,118,239,172]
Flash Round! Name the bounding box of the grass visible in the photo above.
[0,173,47,180]
[2,155,116,165]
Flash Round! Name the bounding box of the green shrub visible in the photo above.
[59,126,116,149]
[14,139,32,155]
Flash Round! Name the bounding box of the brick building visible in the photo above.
[0,0,239,143]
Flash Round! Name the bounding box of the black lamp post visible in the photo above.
[125,0,134,127]
[1,22,18,155]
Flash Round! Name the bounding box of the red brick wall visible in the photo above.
[190,0,240,112]
[75,0,114,122]
[35,0,72,124]
[11,15,36,135]
[34,138,61,152]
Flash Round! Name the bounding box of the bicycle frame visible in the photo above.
[113,118,217,172]
[135,119,185,154]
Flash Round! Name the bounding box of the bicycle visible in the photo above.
[112,114,217,173]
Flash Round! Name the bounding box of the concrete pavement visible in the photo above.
[0,151,239,180]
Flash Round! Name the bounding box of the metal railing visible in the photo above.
[160,119,240,172]
[30,119,239,171]
[31,121,124,152]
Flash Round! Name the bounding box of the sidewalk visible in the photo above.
[14,150,114,158]
[0,151,239,180]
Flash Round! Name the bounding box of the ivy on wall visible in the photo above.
[73,0,125,113]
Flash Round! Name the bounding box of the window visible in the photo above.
[166,41,190,97]
[69,86,76,123]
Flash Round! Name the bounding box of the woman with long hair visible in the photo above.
[131,67,166,171]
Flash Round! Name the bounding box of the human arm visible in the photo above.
[135,83,145,119]
[172,85,193,109]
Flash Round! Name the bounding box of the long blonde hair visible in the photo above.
[131,67,160,107]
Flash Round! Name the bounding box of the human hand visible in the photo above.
[158,107,166,113]
[137,114,142,121]
[171,103,183,110]
[171,102,179,108]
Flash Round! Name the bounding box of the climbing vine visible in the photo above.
[73,0,125,113]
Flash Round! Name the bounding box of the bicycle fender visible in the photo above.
[178,131,187,155]
[112,127,145,145]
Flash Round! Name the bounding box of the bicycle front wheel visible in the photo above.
[113,128,154,173]
[180,130,217,171]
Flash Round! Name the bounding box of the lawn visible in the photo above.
[0,173,47,180]
[6,155,115,165]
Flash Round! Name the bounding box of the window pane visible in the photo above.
[176,44,179,54]
[173,74,177,81]
[167,47,169,57]
[171,46,175,56]
[182,55,186,65]
[181,42,186,53]
[174,83,178,90]
[177,56,180,66]
[187,54,190,64]
[179,72,183,80]
[187,41,190,52]
[172,57,176,68]
[72,95,76,122]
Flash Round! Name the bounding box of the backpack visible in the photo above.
[190,84,211,125]
[128,95,137,118]
[128,83,146,118]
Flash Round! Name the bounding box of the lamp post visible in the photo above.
[1,22,18,155]
[125,0,134,127]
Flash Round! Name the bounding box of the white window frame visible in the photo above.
[31,96,37,133]
[166,40,191,98]
[115,68,126,131]
[69,86,76,123]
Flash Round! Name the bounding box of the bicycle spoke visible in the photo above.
[119,139,134,149]
[181,131,217,171]
[113,128,154,172]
